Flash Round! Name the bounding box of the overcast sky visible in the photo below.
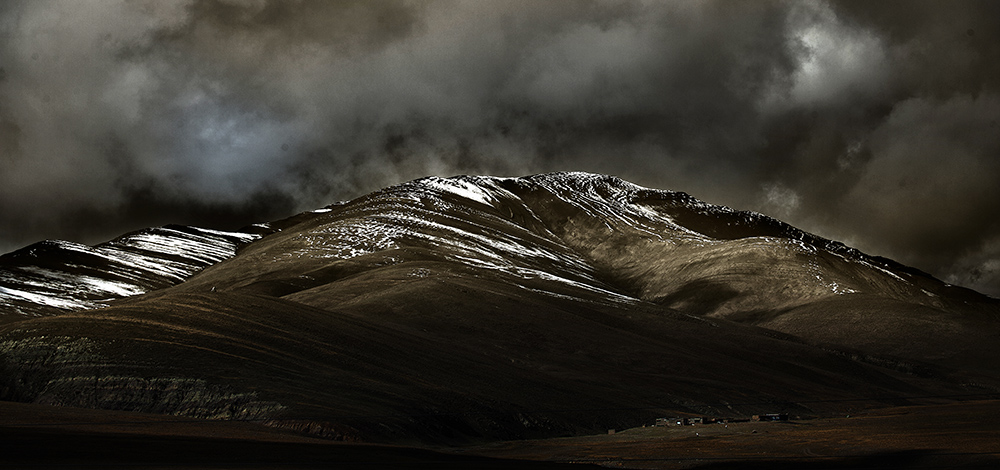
[1,0,998,296]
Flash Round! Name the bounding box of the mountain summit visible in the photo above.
[1,172,998,442]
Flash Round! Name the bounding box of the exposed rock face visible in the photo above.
[0,335,282,420]
[0,172,997,443]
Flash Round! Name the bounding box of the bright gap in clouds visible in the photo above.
[783,1,890,106]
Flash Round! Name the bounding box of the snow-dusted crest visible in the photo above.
[0,172,983,321]
[0,226,261,317]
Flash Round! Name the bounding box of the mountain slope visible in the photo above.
[0,225,264,321]
[1,172,997,443]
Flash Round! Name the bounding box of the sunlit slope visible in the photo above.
[468,173,998,366]
[182,172,999,367]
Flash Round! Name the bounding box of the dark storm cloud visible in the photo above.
[758,0,1000,295]
[0,0,998,296]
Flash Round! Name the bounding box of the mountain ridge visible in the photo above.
[0,224,265,320]
[3,172,988,319]
[1,172,998,443]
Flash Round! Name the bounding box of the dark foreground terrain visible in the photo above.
[3,399,998,469]
[0,401,595,469]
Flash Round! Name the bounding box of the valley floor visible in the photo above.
[3,400,1000,469]
[462,399,1000,469]
[0,401,593,469]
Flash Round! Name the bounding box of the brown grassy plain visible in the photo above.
[465,400,1000,469]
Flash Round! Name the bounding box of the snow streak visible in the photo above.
[0,227,260,316]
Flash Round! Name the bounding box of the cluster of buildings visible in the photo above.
[655,413,788,426]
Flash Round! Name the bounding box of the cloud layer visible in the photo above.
[1,0,998,296]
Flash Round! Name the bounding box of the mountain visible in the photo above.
[1,172,998,444]
[0,225,264,319]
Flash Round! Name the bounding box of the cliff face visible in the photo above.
[1,172,997,443]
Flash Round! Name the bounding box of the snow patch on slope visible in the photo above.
[0,227,261,317]
[264,173,635,303]
[421,176,502,208]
